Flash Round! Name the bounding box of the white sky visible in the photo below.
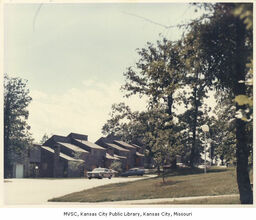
[4,3,210,143]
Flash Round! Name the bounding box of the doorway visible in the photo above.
[15,164,24,178]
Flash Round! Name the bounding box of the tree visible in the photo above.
[190,3,253,204]
[4,74,33,178]
[177,15,219,167]
[102,103,141,143]
[121,38,185,168]
[103,102,182,183]
[143,106,181,183]
[109,161,122,175]
[177,108,205,166]
[209,97,236,166]
[122,38,184,117]
[40,133,50,144]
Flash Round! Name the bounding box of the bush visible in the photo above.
[109,161,122,174]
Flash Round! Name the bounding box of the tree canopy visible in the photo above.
[4,74,33,178]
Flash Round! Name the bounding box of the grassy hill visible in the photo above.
[49,167,240,203]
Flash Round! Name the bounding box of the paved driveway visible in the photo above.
[3,176,152,206]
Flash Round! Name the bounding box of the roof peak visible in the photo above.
[67,132,88,141]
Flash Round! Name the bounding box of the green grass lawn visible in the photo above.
[49,167,240,203]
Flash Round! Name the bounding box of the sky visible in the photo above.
[4,2,209,143]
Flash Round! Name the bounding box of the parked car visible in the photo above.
[177,163,188,168]
[120,168,145,177]
[109,169,118,177]
[198,164,211,169]
[87,167,113,179]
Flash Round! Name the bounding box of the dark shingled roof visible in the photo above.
[41,146,84,162]
[131,143,142,149]
[114,140,136,149]
[106,143,129,152]
[43,135,69,146]
[67,132,88,141]
[74,139,106,150]
[57,142,89,153]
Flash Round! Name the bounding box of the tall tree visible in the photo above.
[121,38,185,167]
[141,106,181,182]
[102,102,182,175]
[4,74,33,178]
[178,12,220,167]
[209,95,236,166]
[102,103,140,142]
[122,38,184,118]
[190,3,253,203]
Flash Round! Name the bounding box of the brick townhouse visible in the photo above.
[11,132,145,178]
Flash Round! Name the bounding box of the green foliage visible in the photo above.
[233,3,253,30]
[207,95,236,165]
[40,133,50,144]
[102,102,182,177]
[234,95,253,107]
[121,38,186,175]
[102,102,140,142]
[233,4,253,124]
[191,3,253,204]
[142,107,181,176]
[122,38,184,111]
[176,28,212,166]
[4,74,33,178]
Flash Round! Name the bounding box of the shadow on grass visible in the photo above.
[155,180,183,187]
[205,168,229,173]
[157,167,230,178]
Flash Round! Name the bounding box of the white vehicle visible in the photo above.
[87,167,113,179]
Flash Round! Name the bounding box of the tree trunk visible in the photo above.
[167,95,174,116]
[167,94,177,168]
[146,149,154,168]
[190,88,198,167]
[171,158,177,169]
[236,116,252,204]
[162,171,165,183]
[161,159,166,183]
[157,165,160,176]
[234,18,253,204]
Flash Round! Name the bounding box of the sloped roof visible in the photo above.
[67,132,88,141]
[41,146,54,153]
[114,154,127,160]
[114,140,136,149]
[57,142,88,153]
[136,152,144,157]
[106,153,120,160]
[42,135,69,146]
[74,139,105,150]
[131,143,142,149]
[60,154,84,162]
[41,146,83,162]
[106,143,129,152]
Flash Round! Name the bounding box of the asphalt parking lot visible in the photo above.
[3,176,151,206]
